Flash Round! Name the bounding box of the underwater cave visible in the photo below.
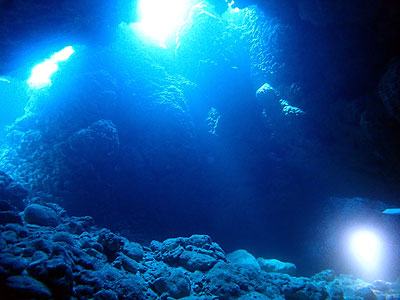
[1,0,400,298]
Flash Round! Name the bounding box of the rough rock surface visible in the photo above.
[0,170,400,300]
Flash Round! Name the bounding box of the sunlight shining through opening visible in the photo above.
[27,46,75,89]
[349,229,382,271]
[136,0,191,46]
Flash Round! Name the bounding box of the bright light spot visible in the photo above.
[349,229,382,271]
[27,46,75,89]
[136,0,191,46]
[50,46,75,62]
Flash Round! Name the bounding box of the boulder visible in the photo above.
[98,228,124,260]
[5,223,28,238]
[94,289,119,300]
[27,257,74,299]
[356,287,377,300]
[0,171,27,210]
[0,253,28,276]
[4,275,52,299]
[257,258,296,275]
[152,268,191,299]
[113,275,149,300]
[23,204,60,227]
[283,277,328,300]
[256,83,282,114]
[123,241,144,261]
[312,269,336,282]
[179,250,218,272]
[113,253,142,274]
[227,249,260,270]
[238,291,274,300]
[159,235,224,272]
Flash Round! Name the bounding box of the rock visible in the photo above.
[5,223,28,238]
[160,235,222,272]
[357,287,378,300]
[256,83,304,120]
[64,216,94,235]
[186,235,213,248]
[0,171,27,210]
[114,275,148,300]
[52,232,75,245]
[114,253,143,273]
[74,284,95,298]
[150,240,163,252]
[83,247,107,264]
[373,280,390,291]
[238,291,273,300]
[326,284,345,300]
[2,229,18,243]
[180,250,218,272]
[31,251,49,264]
[79,234,104,252]
[152,268,191,299]
[179,297,212,300]
[30,238,54,254]
[4,275,52,299]
[123,241,144,261]
[227,249,260,270]
[257,258,296,275]
[23,204,60,227]
[71,247,99,270]
[312,269,336,282]
[0,253,28,276]
[0,210,22,225]
[98,228,124,260]
[283,277,328,300]
[68,119,120,162]
[279,99,305,116]
[94,289,119,300]
[27,257,74,299]
[256,83,282,113]
[203,262,243,300]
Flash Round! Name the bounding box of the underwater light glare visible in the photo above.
[27,46,75,89]
[137,0,191,46]
[349,229,382,270]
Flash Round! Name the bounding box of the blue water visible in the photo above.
[1,0,399,281]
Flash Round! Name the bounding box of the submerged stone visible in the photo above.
[226,249,260,270]
[5,275,52,299]
[23,204,60,227]
[257,258,296,276]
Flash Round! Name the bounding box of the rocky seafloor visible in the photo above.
[1,171,400,300]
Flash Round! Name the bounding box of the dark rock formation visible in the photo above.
[24,204,61,227]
